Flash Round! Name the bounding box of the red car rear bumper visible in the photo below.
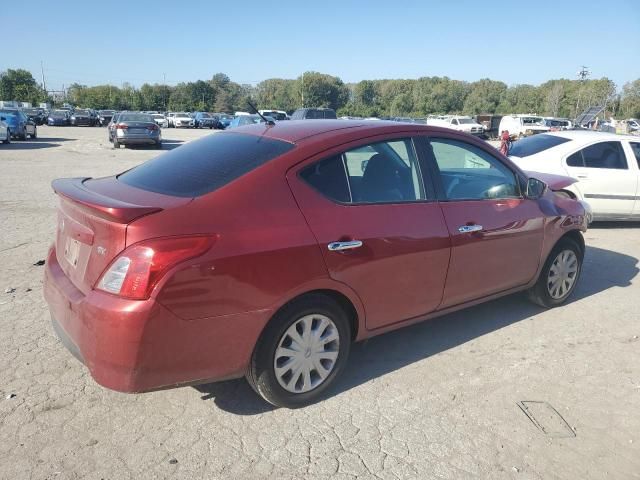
[43,246,271,392]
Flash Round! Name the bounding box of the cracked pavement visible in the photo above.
[1,127,639,479]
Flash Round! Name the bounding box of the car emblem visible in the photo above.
[96,246,107,256]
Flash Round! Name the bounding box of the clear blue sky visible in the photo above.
[2,0,638,91]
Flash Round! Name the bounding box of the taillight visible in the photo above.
[95,236,214,300]
[116,123,128,130]
[147,124,159,131]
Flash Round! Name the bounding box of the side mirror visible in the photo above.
[526,177,547,199]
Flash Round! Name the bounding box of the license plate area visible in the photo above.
[64,237,81,268]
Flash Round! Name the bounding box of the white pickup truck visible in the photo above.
[426,115,484,136]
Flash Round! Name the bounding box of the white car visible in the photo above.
[151,114,168,128]
[427,115,484,136]
[499,115,550,139]
[509,130,640,221]
[170,112,193,128]
[0,116,10,144]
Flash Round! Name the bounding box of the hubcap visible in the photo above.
[274,314,340,394]
[547,249,579,299]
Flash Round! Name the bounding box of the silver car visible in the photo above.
[112,112,162,149]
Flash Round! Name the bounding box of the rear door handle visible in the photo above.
[328,240,363,251]
[458,225,483,233]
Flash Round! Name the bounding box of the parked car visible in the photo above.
[192,112,219,129]
[0,115,11,144]
[97,110,115,126]
[107,112,121,142]
[43,120,588,408]
[151,113,168,128]
[427,115,484,136]
[110,112,161,149]
[259,110,289,121]
[499,115,550,139]
[627,119,639,131]
[509,130,640,221]
[217,114,234,129]
[23,108,47,125]
[70,109,95,126]
[48,110,71,126]
[290,108,337,120]
[170,112,193,128]
[227,114,274,128]
[543,117,572,131]
[0,108,36,139]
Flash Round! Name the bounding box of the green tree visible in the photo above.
[620,79,640,118]
[298,71,349,110]
[463,79,507,114]
[0,69,47,104]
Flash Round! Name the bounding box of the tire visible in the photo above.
[154,142,162,149]
[528,237,583,308]
[113,138,120,149]
[247,293,351,408]
[19,128,27,140]
[31,127,37,139]
[2,129,9,144]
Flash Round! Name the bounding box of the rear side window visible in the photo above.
[567,141,627,170]
[119,133,294,197]
[629,143,640,168]
[509,134,572,157]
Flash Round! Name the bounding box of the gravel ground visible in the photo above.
[0,126,639,480]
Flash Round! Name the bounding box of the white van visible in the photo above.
[499,115,550,139]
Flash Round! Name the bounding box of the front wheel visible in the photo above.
[31,127,37,139]
[247,293,351,408]
[2,129,10,144]
[528,237,583,308]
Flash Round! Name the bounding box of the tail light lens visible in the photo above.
[96,236,215,300]
[116,123,128,130]
[147,124,159,131]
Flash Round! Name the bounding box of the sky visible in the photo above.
[2,0,638,91]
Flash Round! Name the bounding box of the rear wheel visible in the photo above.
[2,129,9,144]
[19,128,27,140]
[113,138,120,149]
[31,127,37,139]
[528,238,583,308]
[247,293,351,408]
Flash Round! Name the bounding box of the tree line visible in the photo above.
[2,68,640,119]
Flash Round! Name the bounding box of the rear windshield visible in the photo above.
[118,132,295,197]
[119,113,154,122]
[509,134,572,158]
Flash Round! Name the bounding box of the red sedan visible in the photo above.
[44,121,589,408]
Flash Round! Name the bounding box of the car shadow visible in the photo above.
[193,245,638,414]
[123,140,184,151]
[1,141,65,150]
[589,221,640,229]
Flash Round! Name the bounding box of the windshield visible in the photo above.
[52,111,67,117]
[457,118,474,124]
[152,114,165,119]
[119,133,294,197]
[99,110,115,115]
[509,134,572,157]
[74,110,89,115]
[119,113,154,122]
[175,112,189,117]
[199,113,211,118]
[522,117,543,125]
[0,109,18,115]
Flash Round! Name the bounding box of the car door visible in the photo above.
[627,141,640,216]
[287,136,451,331]
[564,140,636,218]
[421,135,545,308]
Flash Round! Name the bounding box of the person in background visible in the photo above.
[499,130,511,156]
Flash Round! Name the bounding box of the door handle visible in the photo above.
[327,240,363,251]
[576,174,588,179]
[458,225,483,233]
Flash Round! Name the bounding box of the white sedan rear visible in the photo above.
[509,131,640,221]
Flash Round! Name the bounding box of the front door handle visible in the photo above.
[328,240,363,251]
[458,225,483,233]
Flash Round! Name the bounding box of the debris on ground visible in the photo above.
[4,288,16,294]
[168,458,178,465]
[33,260,45,266]
[26,288,32,292]
[6,393,17,400]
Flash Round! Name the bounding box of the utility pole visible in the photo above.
[40,60,47,93]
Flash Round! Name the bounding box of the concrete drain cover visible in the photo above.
[517,401,576,438]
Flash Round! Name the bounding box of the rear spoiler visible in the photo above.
[52,177,162,223]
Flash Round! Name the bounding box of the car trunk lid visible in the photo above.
[52,176,191,294]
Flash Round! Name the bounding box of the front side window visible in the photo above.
[629,142,640,169]
[568,141,627,170]
[430,138,520,200]
[300,138,426,204]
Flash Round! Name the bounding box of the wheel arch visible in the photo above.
[559,229,585,258]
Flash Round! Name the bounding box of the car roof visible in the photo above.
[545,129,639,142]
[230,119,457,144]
